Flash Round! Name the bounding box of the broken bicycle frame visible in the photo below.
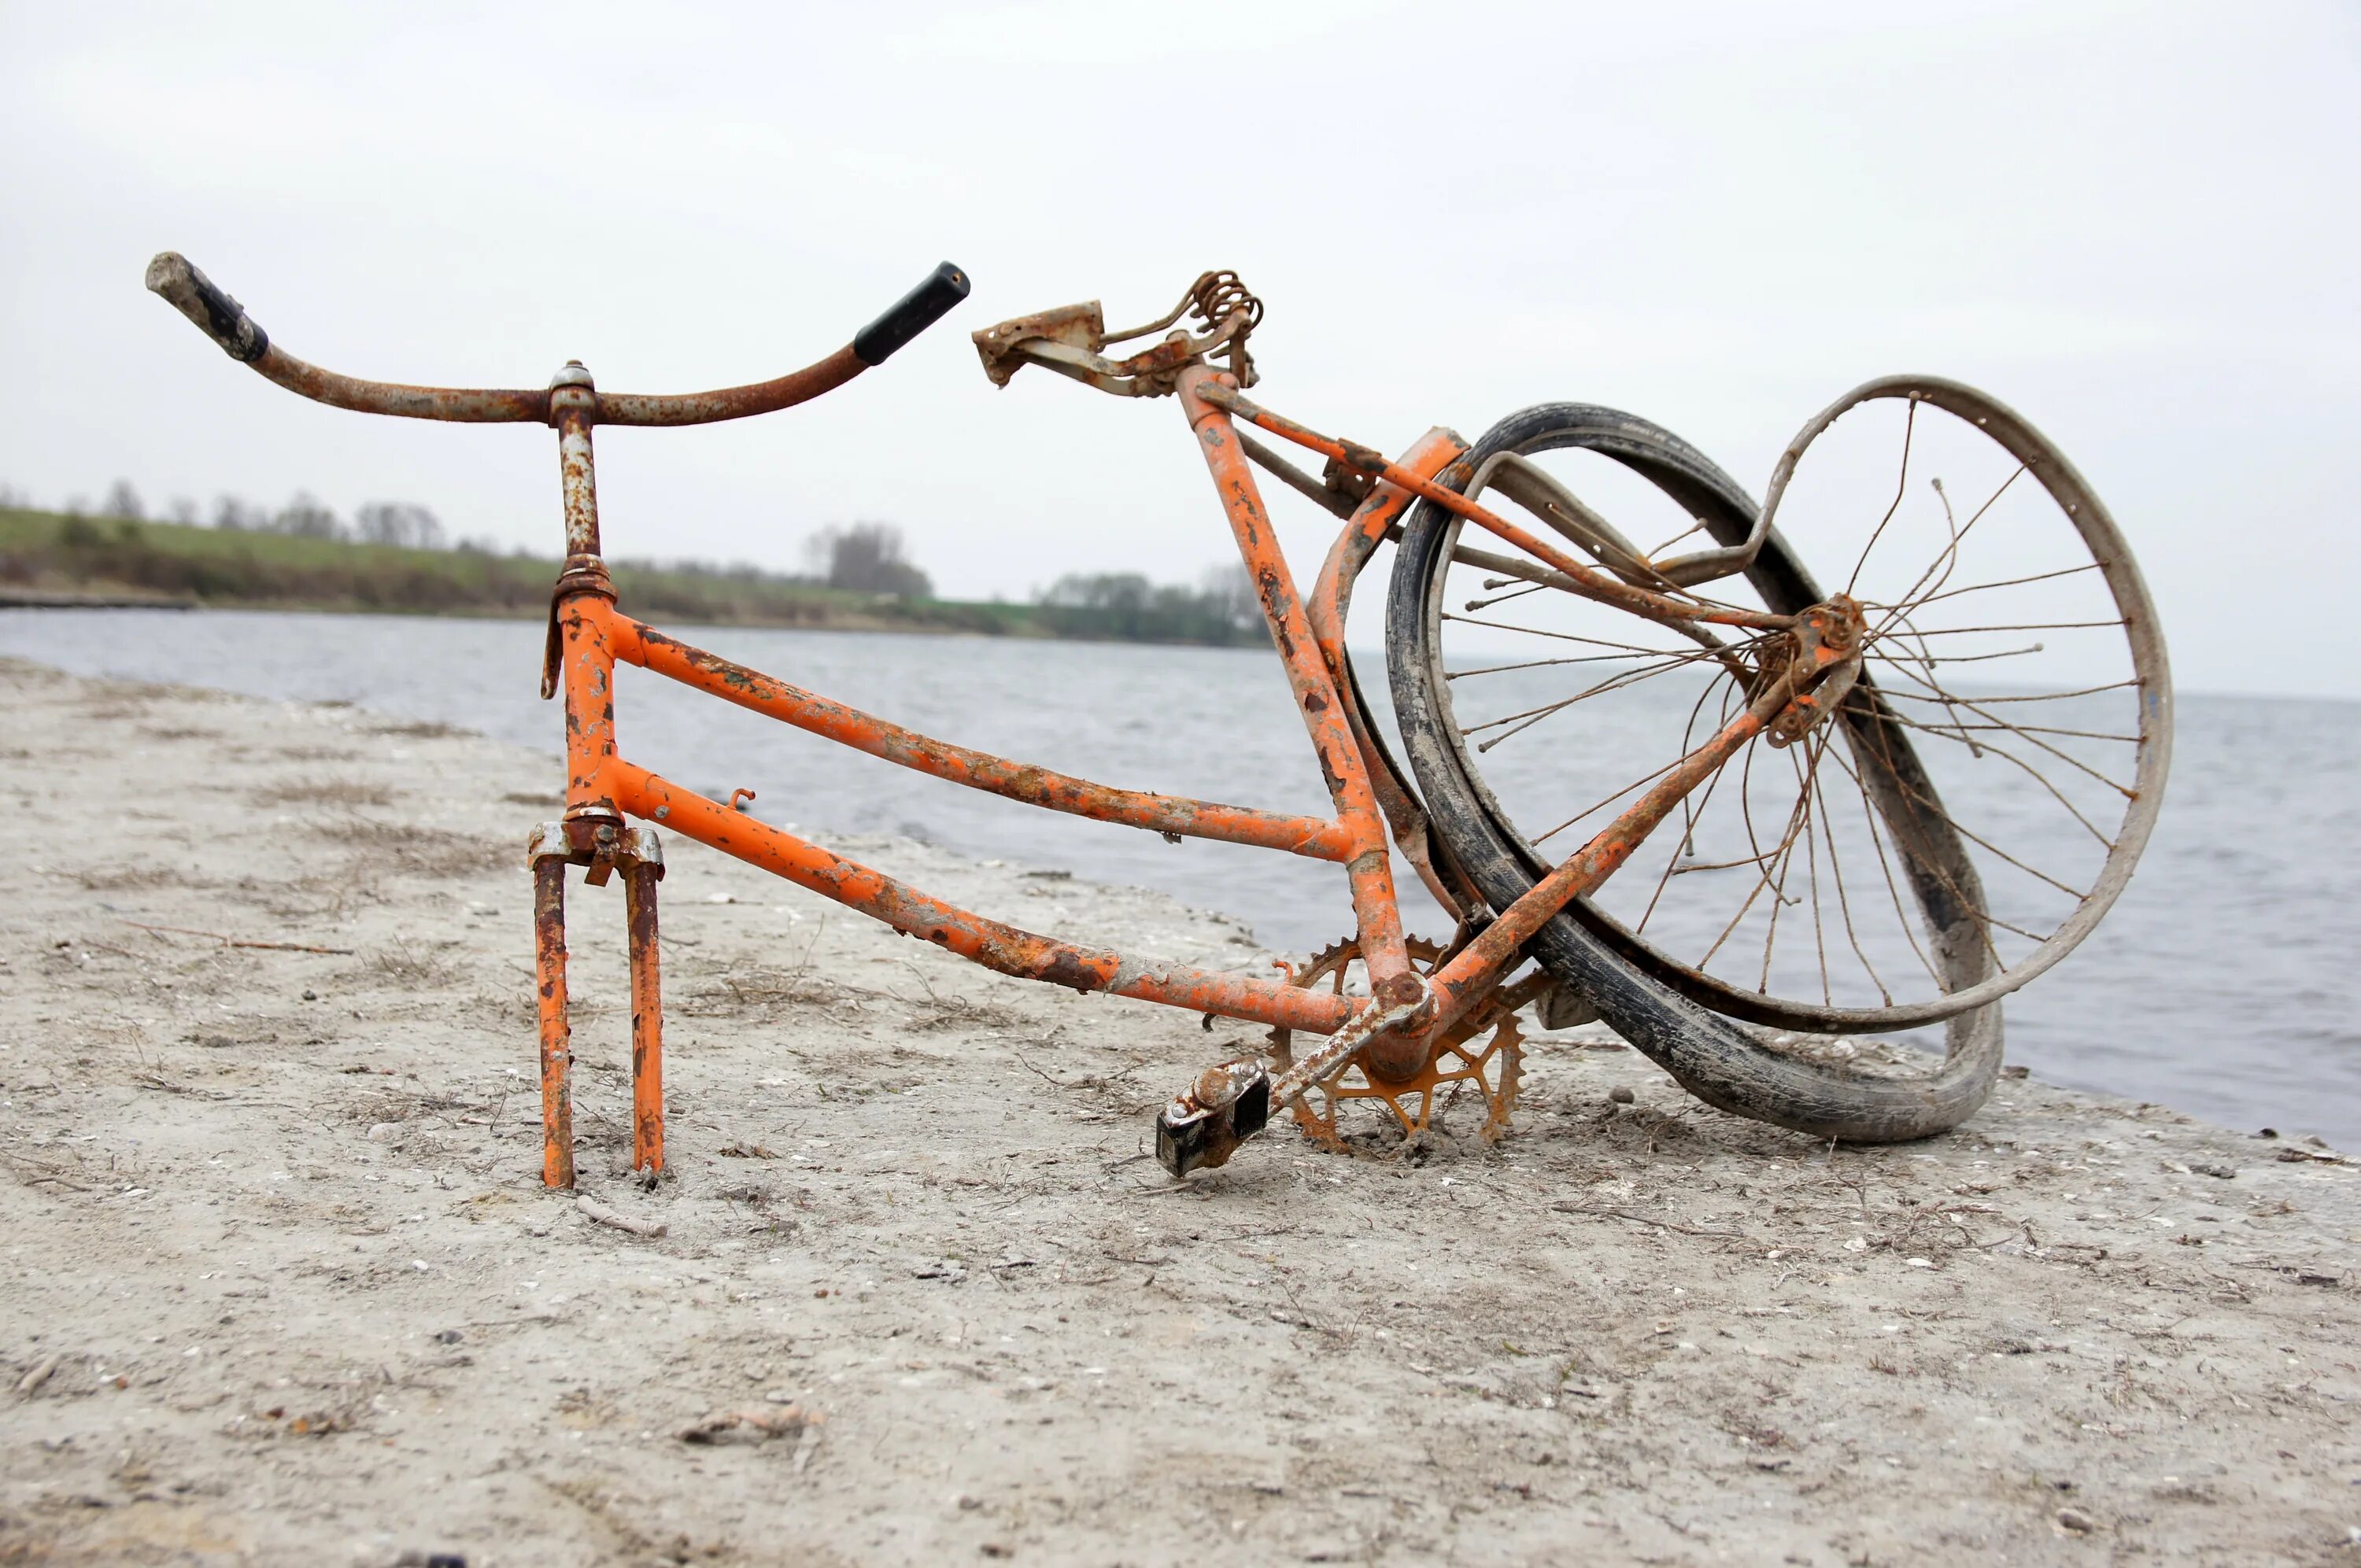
[147,256,1871,1186]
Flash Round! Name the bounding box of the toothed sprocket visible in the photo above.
[1268,935,1523,1150]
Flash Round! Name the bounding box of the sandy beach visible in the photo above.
[2,654,2357,1566]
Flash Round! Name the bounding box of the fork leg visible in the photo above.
[534,856,575,1189]
[623,855,664,1176]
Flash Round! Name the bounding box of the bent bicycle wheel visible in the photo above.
[1384,387,2170,1142]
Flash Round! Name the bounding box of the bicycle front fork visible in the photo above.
[527,818,667,1188]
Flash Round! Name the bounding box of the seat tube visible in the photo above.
[1177,364,1417,1007]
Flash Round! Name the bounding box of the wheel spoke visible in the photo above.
[1461,644,1738,754]
[1757,729,1831,992]
[1442,611,1698,657]
[1847,397,1916,595]
[1867,463,2029,644]
[1402,386,2163,1031]
[1906,561,2103,607]
[1875,618,2127,636]
[1878,678,2140,706]
[1461,581,1551,613]
[1842,736,1950,987]
[1875,709,2123,848]
[1797,739,1832,1006]
[1634,673,1740,931]
[1451,648,1702,680]
[1870,665,2138,799]
[1838,719,2089,907]
[1810,757,1893,1005]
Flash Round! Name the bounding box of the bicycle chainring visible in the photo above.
[1267,936,1524,1152]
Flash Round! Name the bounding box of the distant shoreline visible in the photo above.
[0,504,1266,648]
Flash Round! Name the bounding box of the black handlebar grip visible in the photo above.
[146,253,269,363]
[852,261,970,367]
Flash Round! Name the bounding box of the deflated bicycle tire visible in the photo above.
[1384,403,2003,1143]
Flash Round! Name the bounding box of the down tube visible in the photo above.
[611,762,1360,1035]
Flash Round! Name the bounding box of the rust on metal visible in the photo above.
[1301,428,1488,925]
[1154,1057,1273,1175]
[1268,936,1525,1146]
[559,596,624,824]
[974,301,1109,388]
[971,271,1261,398]
[251,346,549,422]
[624,846,666,1176]
[1197,381,1793,636]
[533,855,575,1189]
[1421,652,1835,1030]
[552,366,603,557]
[1765,596,1864,748]
[612,607,1358,861]
[595,345,870,426]
[146,253,875,430]
[156,249,2145,1185]
[1178,364,1417,1010]
[611,761,1360,1035]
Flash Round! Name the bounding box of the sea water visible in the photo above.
[6,607,2354,1146]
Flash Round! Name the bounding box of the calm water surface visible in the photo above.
[6,607,2356,1146]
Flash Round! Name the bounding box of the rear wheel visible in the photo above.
[1386,388,2167,1140]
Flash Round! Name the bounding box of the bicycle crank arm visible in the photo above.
[1155,998,1423,1176]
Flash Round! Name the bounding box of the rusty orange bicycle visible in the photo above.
[147,255,2171,1186]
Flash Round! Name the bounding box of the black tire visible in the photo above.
[1384,404,2002,1142]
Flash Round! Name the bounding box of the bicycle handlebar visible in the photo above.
[144,252,970,428]
[852,261,970,367]
[146,252,270,363]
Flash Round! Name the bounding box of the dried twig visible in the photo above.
[119,920,353,956]
[1550,1201,1755,1242]
[16,1353,63,1396]
[678,1404,821,1447]
[576,1195,667,1238]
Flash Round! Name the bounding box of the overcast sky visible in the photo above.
[3,1,2354,697]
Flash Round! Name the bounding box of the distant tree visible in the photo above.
[0,482,28,510]
[274,491,346,540]
[166,496,199,525]
[212,494,264,531]
[102,479,146,520]
[1199,561,1261,635]
[805,522,932,598]
[1036,566,1263,645]
[1041,572,1152,615]
[354,501,446,549]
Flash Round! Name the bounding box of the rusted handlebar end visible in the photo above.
[146,252,268,363]
[1153,1061,1271,1177]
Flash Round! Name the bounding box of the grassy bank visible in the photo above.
[0,507,1258,644]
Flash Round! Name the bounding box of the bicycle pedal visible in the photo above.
[1155,1059,1271,1177]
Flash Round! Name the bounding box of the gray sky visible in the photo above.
[3,1,2354,697]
